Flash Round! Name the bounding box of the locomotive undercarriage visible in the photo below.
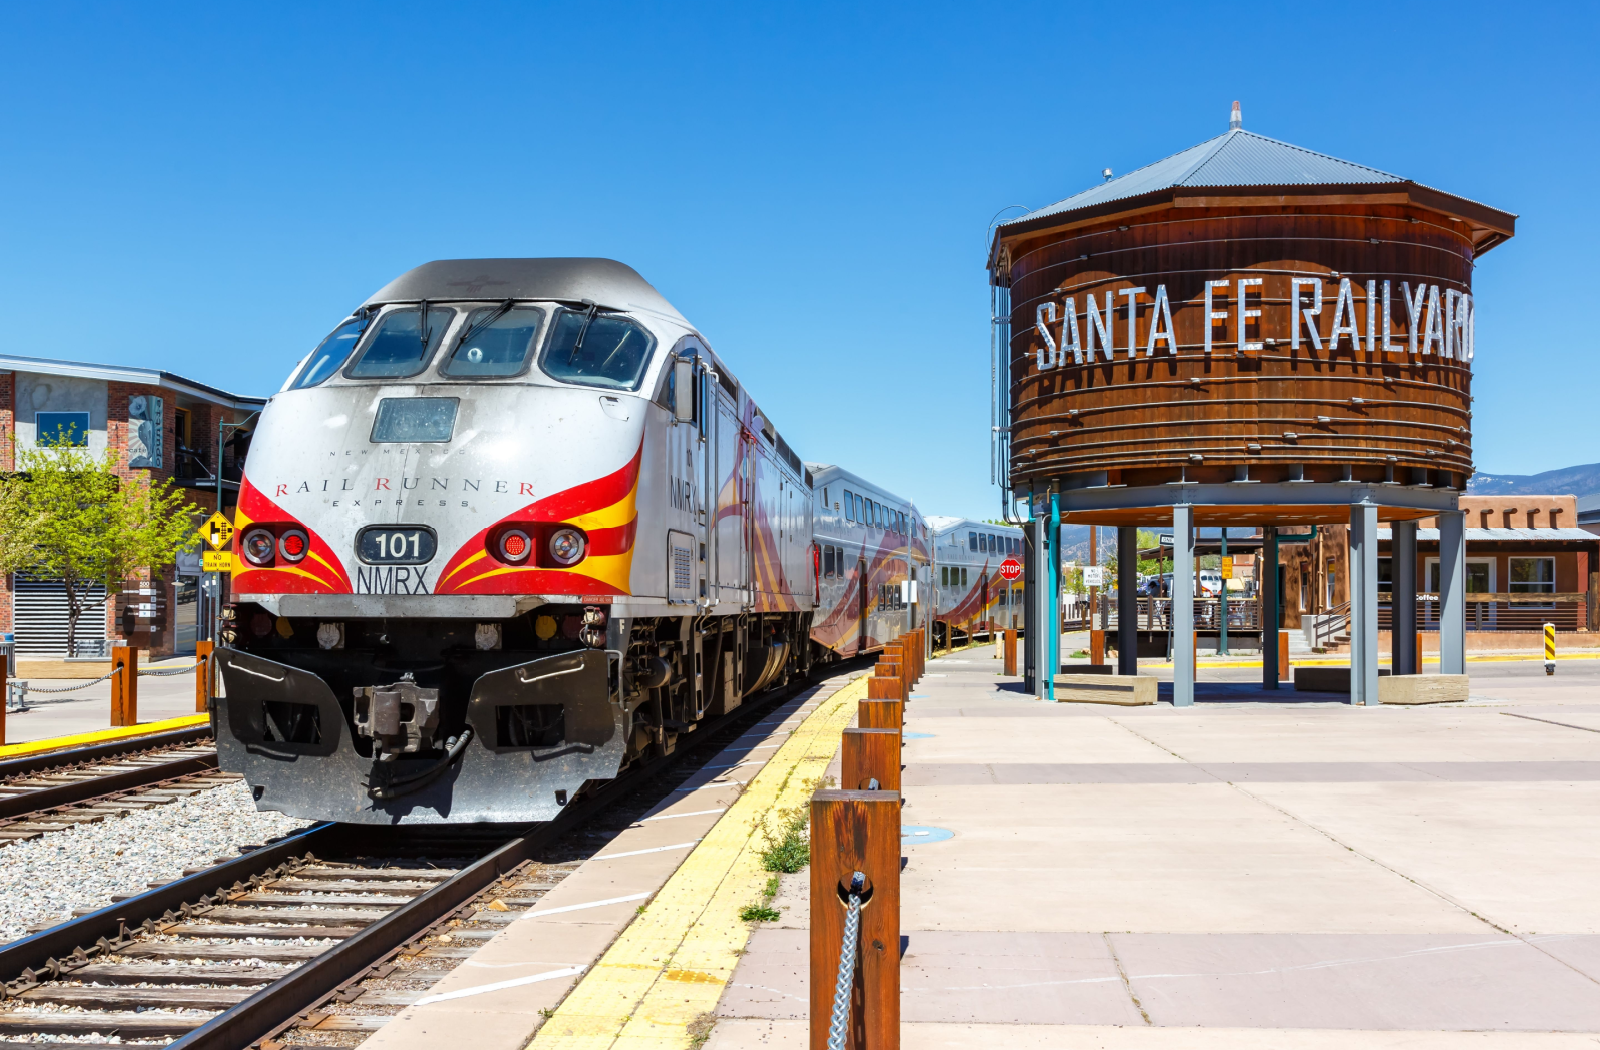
[212,602,812,825]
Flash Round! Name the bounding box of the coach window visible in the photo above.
[540,308,657,391]
[968,531,977,551]
[443,305,544,377]
[347,305,458,378]
[843,490,854,521]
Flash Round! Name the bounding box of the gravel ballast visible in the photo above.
[0,781,309,944]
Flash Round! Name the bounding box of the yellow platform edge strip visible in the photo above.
[0,714,209,759]
[528,674,868,1050]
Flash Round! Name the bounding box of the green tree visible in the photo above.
[0,430,201,656]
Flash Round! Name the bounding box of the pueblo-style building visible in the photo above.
[0,354,263,657]
[992,103,1516,703]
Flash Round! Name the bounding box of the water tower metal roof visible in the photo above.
[995,123,1515,256]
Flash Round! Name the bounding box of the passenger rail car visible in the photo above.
[213,259,820,825]
[807,465,929,659]
[926,517,1024,640]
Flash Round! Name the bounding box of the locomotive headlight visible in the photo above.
[242,527,276,566]
[549,527,585,566]
[278,528,310,563]
[498,528,532,563]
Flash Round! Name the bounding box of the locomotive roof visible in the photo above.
[361,258,689,323]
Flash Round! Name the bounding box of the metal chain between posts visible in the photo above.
[138,665,198,676]
[826,871,866,1050]
[15,670,118,694]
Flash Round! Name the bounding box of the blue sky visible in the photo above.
[0,2,1592,520]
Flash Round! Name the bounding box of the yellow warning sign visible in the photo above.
[202,550,233,573]
[1220,557,1233,580]
[199,512,234,551]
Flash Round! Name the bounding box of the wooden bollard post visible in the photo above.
[857,698,902,730]
[1003,629,1017,676]
[1090,629,1105,666]
[883,646,905,693]
[841,727,901,791]
[1278,629,1290,680]
[810,789,900,1050]
[111,642,138,728]
[195,639,214,714]
[866,675,903,702]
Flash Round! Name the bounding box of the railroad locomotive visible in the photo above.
[213,258,927,825]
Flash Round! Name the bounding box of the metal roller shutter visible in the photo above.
[13,576,108,656]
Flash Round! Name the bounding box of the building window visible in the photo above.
[1509,557,1555,594]
[1377,557,1392,593]
[1299,569,1309,613]
[36,411,90,447]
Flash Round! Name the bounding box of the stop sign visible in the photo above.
[999,558,1023,581]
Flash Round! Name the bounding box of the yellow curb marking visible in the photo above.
[0,714,209,759]
[528,675,867,1049]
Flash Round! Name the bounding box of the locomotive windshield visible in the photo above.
[442,305,544,377]
[347,305,458,378]
[539,308,657,391]
[289,316,368,389]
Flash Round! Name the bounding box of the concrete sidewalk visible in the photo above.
[707,654,1600,1046]
[3,662,201,744]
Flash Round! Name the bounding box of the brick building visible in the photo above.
[0,354,264,657]
[1277,494,1597,648]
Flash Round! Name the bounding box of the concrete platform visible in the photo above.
[706,654,1600,1046]
[2,660,202,746]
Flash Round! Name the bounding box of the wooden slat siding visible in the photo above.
[840,728,901,792]
[1003,202,1485,496]
[809,790,900,1050]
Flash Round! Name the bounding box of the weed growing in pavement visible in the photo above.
[757,803,810,873]
[738,903,781,922]
[687,1012,717,1047]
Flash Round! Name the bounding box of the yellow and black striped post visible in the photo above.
[1544,622,1556,676]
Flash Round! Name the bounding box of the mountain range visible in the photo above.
[1467,463,1600,498]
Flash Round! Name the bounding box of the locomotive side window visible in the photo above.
[443,306,544,377]
[843,490,854,522]
[541,310,657,391]
[291,316,369,389]
[371,397,459,443]
[347,305,457,378]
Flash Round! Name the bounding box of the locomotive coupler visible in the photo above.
[353,673,441,761]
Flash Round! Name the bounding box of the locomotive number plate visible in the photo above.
[357,526,437,565]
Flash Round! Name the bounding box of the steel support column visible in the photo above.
[1392,519,1418,675]
[1117,526,1138,676]
[1262,526,1279,690]
[1172,505,1194,707]
[1438,509,1467,675]
[1350,503,1380,707]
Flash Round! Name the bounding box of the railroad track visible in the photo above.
[0,664,857,1048]
[0,728,227,847]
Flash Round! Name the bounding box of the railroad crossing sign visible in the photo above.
[999,558,1023,581]
[198,512,234,551]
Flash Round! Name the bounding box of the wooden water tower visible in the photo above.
[990,103,1515,704]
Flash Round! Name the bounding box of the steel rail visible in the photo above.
[0,725,212,781]
[0,821,341,985]
[0,752,220,821]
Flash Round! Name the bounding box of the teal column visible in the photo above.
[1048,491,1060,703]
